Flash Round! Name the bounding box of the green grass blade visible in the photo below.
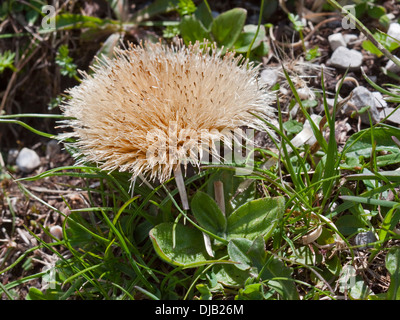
[340,195,399,208]
[0,119,55,139]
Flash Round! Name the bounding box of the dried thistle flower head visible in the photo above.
[60,41,276,183]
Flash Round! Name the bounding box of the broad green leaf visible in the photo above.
[379,206,400,243]
[26,8,40,26]
[55,14,116,30]
[386,247,400,300]
[228,236,267,274]
[290,245,323,265]
[362,40,383,57]
[191,191,227,237]
[194,1,213,30]
[375,153,400,167]
[340,156,362,170]
[26,283,65,300]
[227,238,253,270]
[251,40,269,58]
[379,14,391,28]
[338,188,373,228]
[212,263,250,288]
[335,214,366,236]
[206,170,256,216]
[149,222,210,267]
[235,283,267,300]
[316,227,336,246]
[325,255,342,277]
[367,5,386,19]
[338,265,370,299]
[349,280,370,299]
[305,46,321,61]
[246,236,267,271]
[283,119,303,135]
[233,24,265,53]
[226,196,285,241]
[131,0,178,23]
[261,0,278,20]
[196,283,212,300]
[65,212,94,247]
[260,256,299,300]
[344,125,400,167]
[211,8,247,49]
[180,14,210,45]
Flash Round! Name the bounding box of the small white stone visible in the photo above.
[46,139,61,159]
[343,34,358,45]
[49,225,63,240]
[16,148,41,173]
[385,56,400,74]
[279,87,289,96]
[381,107,400,124]
[325,98,336,108]
[386,13,395,21]
[328,33,346,51]
[343,86,380,124]
[387,23,400,43]
[297,87,312,100]
[372,91,387,109]
[329,47,363,70]
[7,149,19,165]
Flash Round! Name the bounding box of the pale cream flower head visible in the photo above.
[60,40,276,182]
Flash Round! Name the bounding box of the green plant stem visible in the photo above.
[203,0,212,18]
[300,30,307,53]
[246,0,265,60]
[0,119,55,139]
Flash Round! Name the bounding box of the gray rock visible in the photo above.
[329,47,363,70]
[386,13,396,21]
[7,149,19,165]
[49,225,63,240]
[354,231,377,249]
[343,86,380,124]
[328,33,346,51]
[372,91,387,109]
[326,98,335,109]
[343,34,358,45]
[16,147,41,173]
[385,56,400,74]
[387,23,400,44]
[46,139,61,159]
[381,107,400,124]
